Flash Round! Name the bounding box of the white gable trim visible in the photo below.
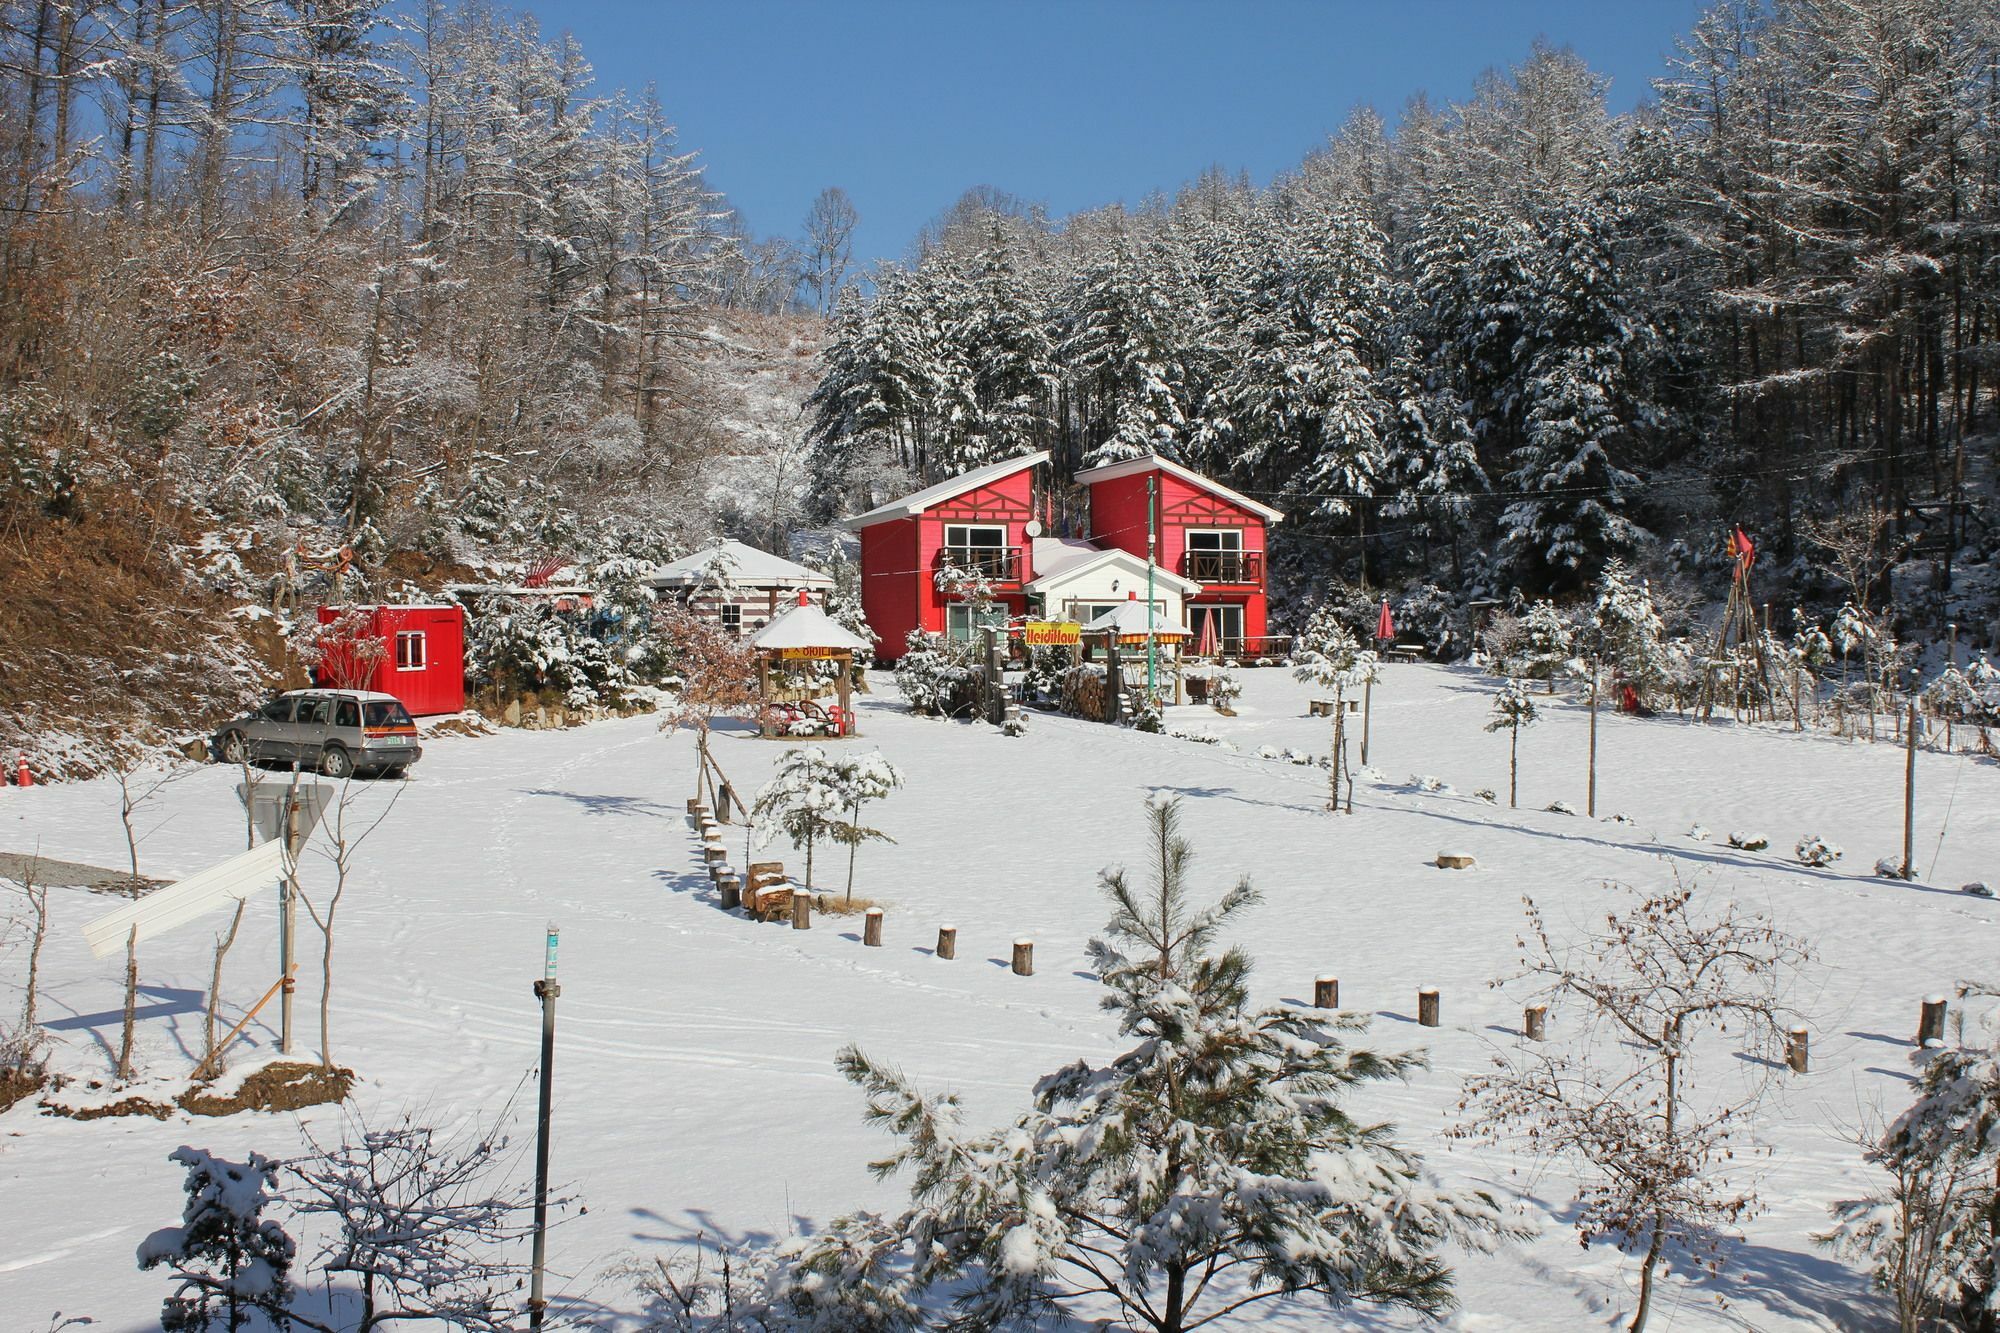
[1074,454,1285,524]
[1025,547,1201,597]
[841,451,1049,530]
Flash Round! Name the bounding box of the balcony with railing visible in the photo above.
[936,545,1023,586]
[1179,550,1265,585]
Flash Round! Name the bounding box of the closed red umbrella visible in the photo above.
[1195,612,1219,658]
[1375,598,1395,643]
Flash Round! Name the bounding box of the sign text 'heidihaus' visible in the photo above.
[1022,621,1083,647]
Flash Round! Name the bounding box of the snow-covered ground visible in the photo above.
[3,664,1996,1329]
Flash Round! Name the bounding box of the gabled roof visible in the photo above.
[1073,454,1285,524]
[1081,600,1192,638]
[841,451,1050,530]
[1025,543,1201,596]
[747,601,873,653]
[646,539,834,588]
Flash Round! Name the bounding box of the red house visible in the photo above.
[845,450,1282,661]
[315,604,466,716]
[1075,454,1284,654]
[844,451,1049,661]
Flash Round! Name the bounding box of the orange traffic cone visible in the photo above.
[16,756,31,787]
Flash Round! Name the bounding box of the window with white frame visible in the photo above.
[942,523,1011,578]
[395,630,427,671]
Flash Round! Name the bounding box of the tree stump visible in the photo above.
[1917,995,1947,1045]
[1524,1004,1547,1041]
[1011,939,1033,976]
[792,893,811,931]
[1418,987,1440,1027]
[717,874,740,911]
[936,925,956,960]
[686,797,702,814]
[703,846,728,867]
[1314,976,1339,1009]
[863,907,883,947]
[1786,1026,1809,1074]
[1435,854,1475,870]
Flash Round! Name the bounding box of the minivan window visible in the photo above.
[260,697,294,722]
[335,700,360,728]
[296,697,332,726]
[364,700,414,728]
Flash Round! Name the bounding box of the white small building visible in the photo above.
[646,540,835,637]
[1024,538,1201,629]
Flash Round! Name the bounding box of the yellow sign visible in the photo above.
[773,646,848,660]
[1022,621,1082,646]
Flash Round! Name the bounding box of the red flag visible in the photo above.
[1732,526,1755,568]
[1376,598,1395,643]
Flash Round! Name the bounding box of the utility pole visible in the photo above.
[1145,473,1157,705]
[528,924,561,1331]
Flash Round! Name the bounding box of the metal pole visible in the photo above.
[528,925,560,1331]
[280,794,299,1056]
[1145,474,1157,705]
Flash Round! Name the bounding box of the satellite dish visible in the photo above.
[1025,519,1044,538]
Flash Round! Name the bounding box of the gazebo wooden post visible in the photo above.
[757,654,773,737]
[837,652,854,736]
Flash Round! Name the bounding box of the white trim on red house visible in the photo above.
[1022,545,1202,598]
[840,451,1050,530]
[1073,454,1286,524]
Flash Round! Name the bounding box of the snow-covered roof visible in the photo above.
[1025,543,1201,596]
[646,540,834,589]
[1028,537,1101,581]
[1080,600,1192,638]
[747,602,873,653]
[841,451,1050,530]
[1073,454,1285,524]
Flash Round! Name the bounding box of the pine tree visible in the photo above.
[1590,561,1671,704]
[752,747,846,891]
[1485,678,1540,808]
[830,750,904,905]
[137,1148,295,1332]
[767,796,1514,1332]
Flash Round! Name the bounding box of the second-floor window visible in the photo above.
[943,524,1013,579]
[1184,529,1252,583]
[719,604,742,635]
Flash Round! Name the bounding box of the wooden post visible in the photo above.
[280,794,299,1057]
[1329,687,1345,812]
[1586,657,1598,818]
[717,874,740,912]
[1360,675,1372,768]
[1011,939,1034,976]
[1917,995,1947,1045]
[1314,975,1338,1009]
[704,846,727,867]
[1793,664,1804,732]
[716,782,735,825]
[863,907,883,947]
[1903,687,1918,878]
[1417,987,1440,1027]
[1786,1026,1809,1073]
[1524,1004,1547,1041]
[686,796,701,814]
[936,925,956,960]
[791,893,811,931]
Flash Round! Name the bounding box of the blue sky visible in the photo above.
[558,1,1708,270]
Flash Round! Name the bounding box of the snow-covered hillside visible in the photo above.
[3,665,1996,1328]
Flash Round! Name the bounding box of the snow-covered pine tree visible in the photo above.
[752,746,846,892]
[1823,985,1999,1331]
[1591,560,1671,704]
[764,796,1514,1331]
[830,750,904,904]
[137,1147,295,1332]
[1485,678,1540,808]
[1517,599,1578,690]
[1062,240,1190,466]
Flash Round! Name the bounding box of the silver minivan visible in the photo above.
[213,689,422,778]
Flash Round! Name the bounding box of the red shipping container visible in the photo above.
[315,604,466,717]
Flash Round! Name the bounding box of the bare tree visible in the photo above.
[4,855,52,1095]
[111,752,190,1081]
[1455,881,1812,1333]
[656,604,760,807]
[298,776,403,1070]
[800,185,857,313]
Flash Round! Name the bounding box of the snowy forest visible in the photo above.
[5,0,2000,751]
[807,0,2000,623]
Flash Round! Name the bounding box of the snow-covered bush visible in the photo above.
[1128,701,1163,733]
[1688,824,1711,841]
[464,596,632,710]
[1795,835,1842,867]
[137,1147,294,1332]
[892,630,983,717]
[1726,831,1769,851]
[1000,713,1028,737]
[1545,800,1577,816]
[1514,599,1577,686]
[764,796,1516,1328]
[1167,727,1222,745]
[1411,774,1451,793]
[1475,788,1497,803]
[1874,857,1911,880]
[1207,668,1242,711]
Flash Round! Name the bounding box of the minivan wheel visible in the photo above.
[218,731,248,764]
[319,745,354,779]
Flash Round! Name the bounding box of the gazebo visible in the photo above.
[748,593,873,737]
[1081,598,1193,709]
